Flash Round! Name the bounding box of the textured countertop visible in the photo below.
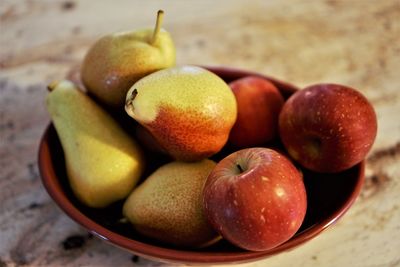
[1,0,399,266]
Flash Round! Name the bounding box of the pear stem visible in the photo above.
[125,89,138,116]
[126,89,138,106]
[150,10,164,45]
[47,81,59,91]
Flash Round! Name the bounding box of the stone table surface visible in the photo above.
[1,0,399,266]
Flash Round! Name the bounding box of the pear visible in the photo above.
[81,10,176,108]
[46,80,145,208]
[125,66,237,161]
[123,159,220,248]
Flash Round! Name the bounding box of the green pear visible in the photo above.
[46,80,145,208]
[81,10,176,108]
[123,159,220,248]
[125,66,237,161]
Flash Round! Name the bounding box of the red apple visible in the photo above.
[228,76,284,148]
[279,83,377,173]
[203,148,307,251]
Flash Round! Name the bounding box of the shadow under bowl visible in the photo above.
[38,66,364,265]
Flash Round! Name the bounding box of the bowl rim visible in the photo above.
[38,65,365,264]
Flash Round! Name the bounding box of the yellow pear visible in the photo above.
[123,159,220,248]
[46,80,145,208]
[125,66,237,161]
[81,10,176,108]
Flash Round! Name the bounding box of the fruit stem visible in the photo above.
[150,10,164,45]
[236,164,244,173]
[306,137,322,159]
[125,89,138,113]
[47,81,60,91]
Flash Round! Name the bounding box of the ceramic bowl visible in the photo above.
[38,66,364,264]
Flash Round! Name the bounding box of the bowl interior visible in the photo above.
[38,66,364,264]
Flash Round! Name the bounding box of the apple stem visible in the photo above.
[150,10,164,45]
[306,137,322,159]
[236,164,244,173]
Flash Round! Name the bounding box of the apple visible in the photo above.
[203,147,307,251]
[228,76,284,148]
[279,83,377,173]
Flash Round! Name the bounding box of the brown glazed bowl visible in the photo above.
[38,66,365,264]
